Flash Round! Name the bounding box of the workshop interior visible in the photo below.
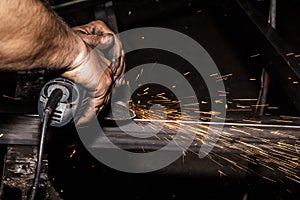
[0,0,300,199]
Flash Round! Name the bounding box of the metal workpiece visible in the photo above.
[90,120,300,151]
[86,119,299,181]
[0,113,299,196]
[0,113,300,145]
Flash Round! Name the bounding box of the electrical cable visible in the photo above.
[29,89,63,200]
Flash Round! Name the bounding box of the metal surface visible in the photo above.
[134,118,300,129]
[0,145,62,200]
[0,145,47,200]
[89,120,300,151]
[15,70,45,103]
[0,115,40,145]
[0,113,299,145]
[89,118,299,179]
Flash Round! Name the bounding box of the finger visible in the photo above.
[75,76,112,127]
[113,60,126,89]
[75,99,95,126]
[73,20,114,36]
[72,26,89,34]
[76,90,112,126]
[109,38,123,74]
[88,20,114,35]
[111,35,123,58]
[76,32,114,49]
[111,52,125,82]
[114,77,126,87]
[113,50,126,80]
[75,92,107,126]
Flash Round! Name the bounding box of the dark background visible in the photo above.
[1,0,300,199]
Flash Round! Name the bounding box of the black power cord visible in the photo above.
[29,89,63,200]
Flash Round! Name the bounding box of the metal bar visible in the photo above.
[257,68,270,116]
[133,118,300,129]
[256,0,277,116]
[268,0,277,29]
[90,119,300,151]
[0,113,299,145]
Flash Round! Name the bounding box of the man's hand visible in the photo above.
[0,0,124,126]
[62,20,126,126]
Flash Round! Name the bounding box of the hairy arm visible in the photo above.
[0,0,86,71]
[0,0,126,125]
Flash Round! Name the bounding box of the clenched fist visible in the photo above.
[62,20,126,126]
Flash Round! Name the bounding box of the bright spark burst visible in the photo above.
[131,92,300,185]
[127,69,299,186]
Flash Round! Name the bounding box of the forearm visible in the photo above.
[0,0,85,71]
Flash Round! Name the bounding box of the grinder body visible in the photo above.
[38,77,85,127]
